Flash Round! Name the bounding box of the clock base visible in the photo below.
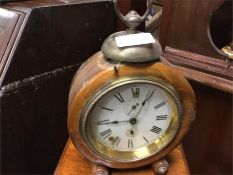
[54,139,190,175]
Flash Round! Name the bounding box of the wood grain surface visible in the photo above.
[54,139,190,175]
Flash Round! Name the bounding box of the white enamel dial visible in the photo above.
[82,78,181,160]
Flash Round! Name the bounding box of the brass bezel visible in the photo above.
[79,76,183,164]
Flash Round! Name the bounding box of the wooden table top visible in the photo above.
[54,139,190,175]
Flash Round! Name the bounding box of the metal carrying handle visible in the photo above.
[114,0,152,30]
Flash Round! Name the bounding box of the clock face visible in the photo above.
[80,77,182,162]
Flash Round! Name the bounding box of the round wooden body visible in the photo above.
[68,52,195,169]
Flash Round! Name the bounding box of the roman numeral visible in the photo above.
[99,128,112,139]
[112,136,121,146]
[150,126,162,134]
[154,101,166,110]
[101,107,114,111]
[114,93,125,103]
[131,88,140,98]
[143,136,149,143]
[128,139,133,148]
[156,115,168,120]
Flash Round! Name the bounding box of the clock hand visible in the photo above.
[135,90,155,119]
[97,120,130,125]
[99,91,156,125]
[127,103,139,115]
[134,105,144,119]
[142,90,155,106]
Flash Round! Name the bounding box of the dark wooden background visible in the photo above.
[0,1,116,174]
[159,0,232,174]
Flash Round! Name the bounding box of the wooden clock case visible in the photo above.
[67,52,196,169]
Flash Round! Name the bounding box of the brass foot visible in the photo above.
[152,159,169,175]
[91,163,109,175]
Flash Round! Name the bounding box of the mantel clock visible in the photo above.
[68,1,196,174]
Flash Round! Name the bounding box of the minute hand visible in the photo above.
[135,90,155,119]
[142,90,155,105]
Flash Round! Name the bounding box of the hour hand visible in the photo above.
[97,120,130,125]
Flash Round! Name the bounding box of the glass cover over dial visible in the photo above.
[80,78,182,162]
